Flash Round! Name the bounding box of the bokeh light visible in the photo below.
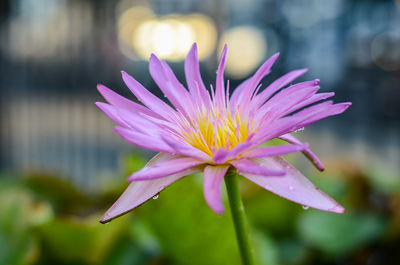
[117,7,217,61]
[186,14,217,60]
[133,17,195,61]
[117,6,155,60]
[219,26,267,78]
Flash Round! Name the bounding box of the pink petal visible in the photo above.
[291,100,333,118]
[97,84,161,119]
[256,80,320,124]
[253,68,308,106]
[240,156,345,213]
[161,134,211,161]
[95,102,130,128]
[237,53,280,108]
[286,92,335,115]
[128,154,204,181]
[215,45,227,108]
[253,101,351,145]
[121,71,178,121]
[229,78,250,110]
[252,116,303,145]
[100,153,200,223]
[116,106,178,134]
[212,142,253,164]
[294,102,352,128]
[203,165,229,214]
[243,144,306,158]
[230,159,286,177]
[279,133,325,171]
[149,54,192,115]
[113,127,174,153]
[184,43,211,108]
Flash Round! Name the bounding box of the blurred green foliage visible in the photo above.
[0,152,399,265]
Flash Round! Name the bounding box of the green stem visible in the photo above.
[225,171,255,265]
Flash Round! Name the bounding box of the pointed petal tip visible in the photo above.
[267,52,280,65]
[149,53,159,62]
[303,202,345,214]
[297,68,308,74]
[206,202,225,215]
[328,203,345,214]
[97,84,110,96]
[99,216,111,224]
[206,198,225,215]
[120,71,128,79]
[100,210,124,224]
[222,44,228,53]
[189,43,198,54]
[94,101,103,108]
[112,126,125,136]
[214,208,225,215]
[334,102,352,114]
[219,45,228,61]
[95,101,111,111]
[97,83,104,90]
[272,52,280,58]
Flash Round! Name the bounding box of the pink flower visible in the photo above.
[96,43,351,223]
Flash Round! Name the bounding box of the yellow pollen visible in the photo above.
[180,106,254,156]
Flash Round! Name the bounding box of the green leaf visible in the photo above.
[297,211,387,255]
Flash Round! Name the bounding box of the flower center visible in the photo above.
[179,105,254,156]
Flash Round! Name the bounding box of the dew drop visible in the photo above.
[152,194,159,200]
[294,127,305,132]
[302,205,309,210]
[289,186,294,191]
[104,222,110,224]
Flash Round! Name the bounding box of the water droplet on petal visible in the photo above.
[294,127,305,132]
[302,205,309,210]
[104,222,110,224]
[152,194,159,200]
[289,186,294,191]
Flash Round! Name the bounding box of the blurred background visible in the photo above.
[0,0,399,264]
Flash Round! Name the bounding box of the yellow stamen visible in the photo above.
[181,105,254,156]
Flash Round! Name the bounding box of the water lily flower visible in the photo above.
[96,43,351,224]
